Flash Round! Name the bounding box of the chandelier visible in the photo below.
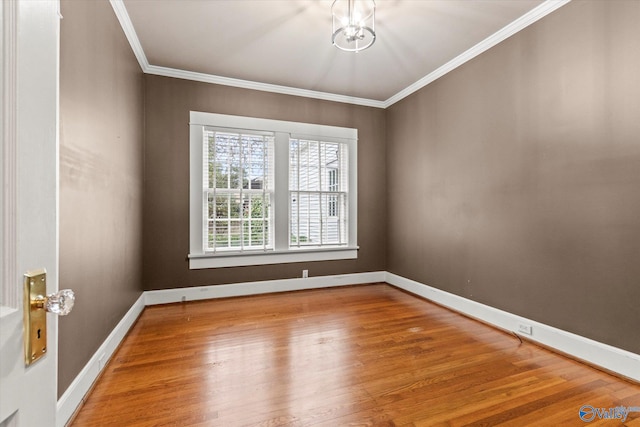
[331,0,376,52]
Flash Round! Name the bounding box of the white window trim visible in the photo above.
[189,111,358,269]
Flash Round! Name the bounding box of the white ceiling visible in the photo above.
[118,0,568,107]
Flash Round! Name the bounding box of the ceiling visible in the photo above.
[118,0,567,107]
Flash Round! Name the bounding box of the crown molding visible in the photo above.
[382,0,572,108]
[110,0,571,110]
[145,65,387,109]
[109,0,149,70]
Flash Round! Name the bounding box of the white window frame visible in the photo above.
[189,111,358,269]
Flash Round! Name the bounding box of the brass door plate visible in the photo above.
[24,269,47,366]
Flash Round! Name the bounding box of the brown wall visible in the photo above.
[143,76,387,289]
[57,0,639,400]
[59,0,145,396]
[386,0,640,354]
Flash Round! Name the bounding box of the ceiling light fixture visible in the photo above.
[331,0,376,53]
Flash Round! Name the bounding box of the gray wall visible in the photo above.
[143,75,387,290]
[386,0,640,354]
[59,0,145,396]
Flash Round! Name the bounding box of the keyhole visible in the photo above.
[37,329,41,339]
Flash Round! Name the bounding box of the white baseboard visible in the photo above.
[144,271,386,306]
[57,293,146,427]
[385,272,640,383]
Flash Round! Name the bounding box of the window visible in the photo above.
[290,140,347,246]
[189,112,357,269]
[204,130,274,252]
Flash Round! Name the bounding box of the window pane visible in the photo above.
[248,194,267,219]
[207,221,216,249]
[290,192,322,246]
[322,193,346,243]
[214,195,228,219]
[214,221,229,248]
[229,220,242,247]
[249,221,266,247]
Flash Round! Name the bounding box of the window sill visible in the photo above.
[188,247,358,269]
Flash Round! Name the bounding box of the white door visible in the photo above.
[0,1,61,426]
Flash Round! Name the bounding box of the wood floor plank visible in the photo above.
[69,284,640,426]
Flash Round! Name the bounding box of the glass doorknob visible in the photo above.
[32,289,75,316]
[24,269,74,365]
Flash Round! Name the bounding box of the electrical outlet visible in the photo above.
[518,323,533,336]
[302,269,308,278]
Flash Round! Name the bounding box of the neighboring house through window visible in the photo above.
[189,112,358,269]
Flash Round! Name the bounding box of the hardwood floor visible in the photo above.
[69,284,640,426]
